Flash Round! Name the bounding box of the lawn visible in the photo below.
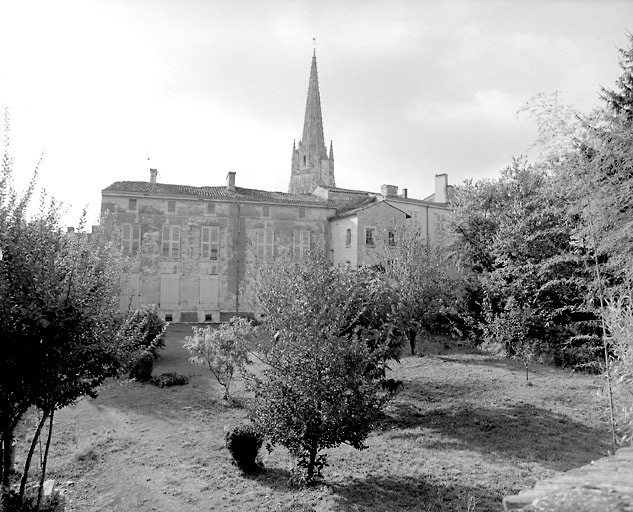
[19,325,609,512]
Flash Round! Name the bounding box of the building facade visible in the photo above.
[101,51,454,322]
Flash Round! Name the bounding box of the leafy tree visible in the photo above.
[371,225,469,354]
[0,109,128,507]
[184,317,253,401]
[249,253,394,482]
[600,32,633,123]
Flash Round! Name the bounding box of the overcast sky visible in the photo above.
[0,0,631,227]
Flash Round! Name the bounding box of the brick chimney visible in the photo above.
[226,171,236,192]
[381,184,398,197]
[434,174,448,203]
[150,168,158,184]
[401,188,408,199]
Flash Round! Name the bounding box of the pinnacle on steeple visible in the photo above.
[301,50,326,153]
[329,140,334,160]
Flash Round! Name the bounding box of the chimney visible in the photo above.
[434,174,448,203]
[226,171,236,192]
[381,184,398,197]
[150,168,158,184]
[401,188,408,199]
[67,227,75,234]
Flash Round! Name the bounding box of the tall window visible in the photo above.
[167,200,176,213]
[201,226,220,260]
[345,228,352,247]
[122,223,140,255]
[262,205,270,218]
[206,202,215,215]
[128,198,137,211]
[298,207,306,219]
[253,228,275,260]
[293,230,310,260]
[162,225,181,258]
[388,230,396,246]
[365,227,375,246]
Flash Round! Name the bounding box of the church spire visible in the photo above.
[301,50,325,153]
[289,49,336,194]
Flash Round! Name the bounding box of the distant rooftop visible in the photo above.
[102,181,337,206]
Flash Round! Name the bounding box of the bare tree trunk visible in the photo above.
[1,428,14,505]
[19,410,48,500]
[593,247,617,455]
[36,410,54,510]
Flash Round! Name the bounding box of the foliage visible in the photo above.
[184,317,253,400]
[150,372,190,388]
[371,225,469,354]
[117,305,167,360]
[224,424,263,474]
[249,252,394,482]
[1,489,66,512]
[600,32,633,123]
[129,352,154,382]
[449,158,589,367]
[0,109,127,506]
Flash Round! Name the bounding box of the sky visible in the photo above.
[0,0,631,228]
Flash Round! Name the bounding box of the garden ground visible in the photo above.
[19,325,609,512]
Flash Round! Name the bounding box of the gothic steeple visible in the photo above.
[289,50,335,194]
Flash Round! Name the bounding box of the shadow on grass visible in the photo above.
[330,474,500,512]
[382,401,606,471]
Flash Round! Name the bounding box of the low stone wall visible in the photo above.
[503,447,633,511]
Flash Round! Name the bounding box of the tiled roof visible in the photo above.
[102,181,336,206]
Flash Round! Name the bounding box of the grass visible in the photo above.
[16,325,608,512]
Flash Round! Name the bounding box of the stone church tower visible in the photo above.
[289,51,336,194]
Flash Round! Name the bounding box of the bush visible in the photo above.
[150,372,190,388]
[129,352,154,382]
[1,490,66,512]
[225,424,263,474]
[124,305,167,358]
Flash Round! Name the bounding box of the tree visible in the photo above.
[371,225,468,354]
[184,317,253,401]
[249,253,394,482]
[0,109,128,507]
[600,32,633,123]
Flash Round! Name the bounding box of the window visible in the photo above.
[365,227,375,246]
[345,228,352,247]
[388,230,396,246]
[128,198,137,211]
[206,202,215,215]
[262,205,270,218]
[165,314,173,322]
[204,314,213,322]
[298,207,306,219]
[161,225,181,258]
[122,223,141,255]
[293,230,310,260]
[167,200,176,213]
[253,228,275,260]
[201,226,220,261]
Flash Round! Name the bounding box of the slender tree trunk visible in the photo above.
[306,447,317,481]
[593,247,617,455]
[1,428,14,504]
[19,411,48,500]
[36,410,54,510]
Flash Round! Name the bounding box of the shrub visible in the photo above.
[150,372,190,388]
[225,424,263,474]
[129,352,154,382]
[1,489,66,512]
[124,305,167,358]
